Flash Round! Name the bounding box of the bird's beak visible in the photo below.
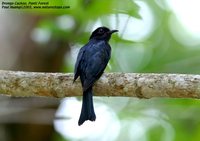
[109,30,118,34]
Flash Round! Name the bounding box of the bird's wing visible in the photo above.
[81,42,111,91]
[73,47,85,82]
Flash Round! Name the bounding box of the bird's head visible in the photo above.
[89,26,118,41]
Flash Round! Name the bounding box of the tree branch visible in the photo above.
[0,70,200,98]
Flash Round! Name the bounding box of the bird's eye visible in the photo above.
[98,28,104,34]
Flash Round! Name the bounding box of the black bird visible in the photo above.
[73,26,118,126]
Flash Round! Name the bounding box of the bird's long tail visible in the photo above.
[78,87,96,126]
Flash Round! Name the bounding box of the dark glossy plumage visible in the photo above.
[74,26,118,125]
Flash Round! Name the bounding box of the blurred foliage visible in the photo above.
[1,0,200,141]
